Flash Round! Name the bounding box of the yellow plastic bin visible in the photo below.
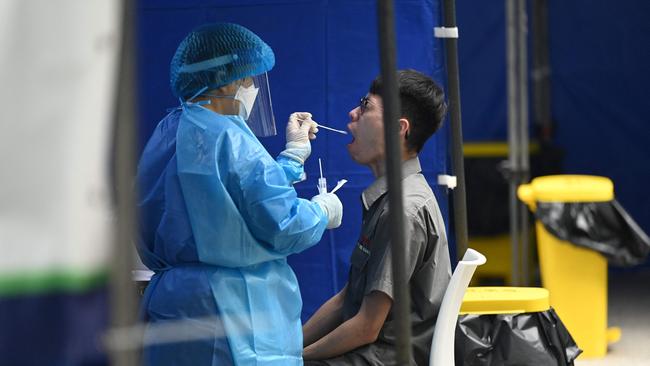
[518,175,621,358]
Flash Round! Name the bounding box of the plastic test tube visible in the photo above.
[318,158,327,194]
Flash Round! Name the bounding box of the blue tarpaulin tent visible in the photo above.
[136,0,650,322]
[136,0,452,320]
[456,0,650,267]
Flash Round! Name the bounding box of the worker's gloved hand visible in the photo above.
[286,112,318,143]
[311,192,343,229]
[280,112,319,164]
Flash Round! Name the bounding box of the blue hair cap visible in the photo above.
[170,23,275,99]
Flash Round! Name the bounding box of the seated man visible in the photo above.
[302,69,452,365]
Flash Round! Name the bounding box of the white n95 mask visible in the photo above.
[234,84,259,120]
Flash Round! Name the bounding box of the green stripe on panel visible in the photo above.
[0,268,110,297]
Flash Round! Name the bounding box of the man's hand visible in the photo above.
[303,291,392,361]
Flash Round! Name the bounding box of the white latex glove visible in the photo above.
[286,112,318,144]
[311,192,343,229]
[280,112,319,164]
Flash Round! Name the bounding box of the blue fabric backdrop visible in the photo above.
[456,0,650,265]
[456,0,508,141]
[136,0,451,320]
[547,0,650,251]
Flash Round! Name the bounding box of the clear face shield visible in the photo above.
[200,72,276,137]
[240,72,276,137]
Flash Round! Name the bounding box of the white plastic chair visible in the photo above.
[430,248,487,366]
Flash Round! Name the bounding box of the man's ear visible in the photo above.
[398,118,410,138]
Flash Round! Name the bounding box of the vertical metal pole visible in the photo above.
[532,0,552,141]
[376,1,411,363]
[517,0,530,286]
[506,0,520,286]
[530,0,553,284]
[442,0,469,262]
[507,0,531,286]
[110,0,139,365]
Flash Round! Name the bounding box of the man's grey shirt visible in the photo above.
[339,157,452,365]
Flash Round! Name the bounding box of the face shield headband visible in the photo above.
[179,55,277,137]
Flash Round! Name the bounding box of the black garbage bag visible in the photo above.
[455,308,581,366]
[536,200,650,266]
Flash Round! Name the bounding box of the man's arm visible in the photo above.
[303,285,348,347]
[303,290,392,361]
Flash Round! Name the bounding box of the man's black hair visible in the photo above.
[369,69,447,153]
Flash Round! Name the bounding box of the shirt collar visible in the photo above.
[361,157,422,210]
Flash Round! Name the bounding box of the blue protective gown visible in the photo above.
[137,104,328,366]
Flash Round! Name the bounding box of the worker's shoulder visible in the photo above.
[188,110,258,143]
[402,173,438,217]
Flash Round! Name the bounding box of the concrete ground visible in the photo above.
[574,269,650,366]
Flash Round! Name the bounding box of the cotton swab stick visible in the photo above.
[315,123,348,135]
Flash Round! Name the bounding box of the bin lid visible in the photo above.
[522,175,613,203]
[460,287,550,314]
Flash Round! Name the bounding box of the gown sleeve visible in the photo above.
[220,128,328,255]
[176,109,328,267]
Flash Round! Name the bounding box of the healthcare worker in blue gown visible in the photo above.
[136,23,343,366]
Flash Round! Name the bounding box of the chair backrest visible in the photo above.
[430,248,487,366]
